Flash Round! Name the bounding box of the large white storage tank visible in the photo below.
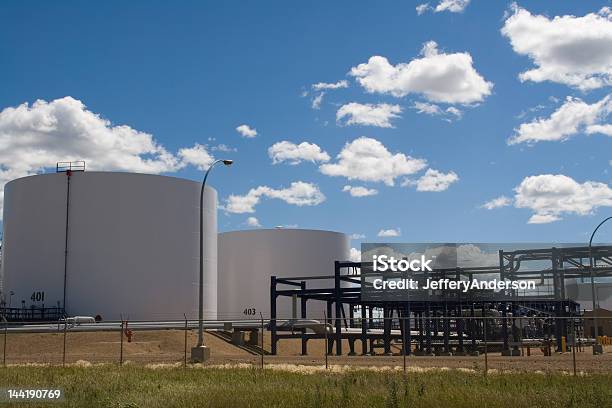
[1,171,217,321]
[217,229,350,319]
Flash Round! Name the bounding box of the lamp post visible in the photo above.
[588,216,611,355]
[191,159,233,363]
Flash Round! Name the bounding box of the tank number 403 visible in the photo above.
[243,308,256,316]
[31,291,45,302]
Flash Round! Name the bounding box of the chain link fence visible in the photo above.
[1,316,611,375]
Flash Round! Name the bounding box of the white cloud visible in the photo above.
[311,92,325,109]
[336,103,402,128]
[309,80,348,110]
[361,246,408,262]
[481,196,512,210]
[236,124,257,138]
[413,101,443,115]
[246,216,261,227]
[178,144,215,170]
[513,174,612,223]
[350,233,366,240]
[456,244,500,268]
[342,185,378,197]
[312,80,349,91]
[350,247,361,262]
[320,137,427,186]
[516,103,548,120]
[0,97,214,217]
[378,228,401,237]
[527,214,561,224]
[349,41,492,104]
[435,0,470,13]
[411,101,463,121]
[501,5,612,90]
[587,124,612,136]
[225,181,325,213]
[268,141,330,165]
[417,1,469,15]
[446,106,463,119]
[276,224,299,229]
[412,169,459,192]
[416,3,430,15]
[509,95,612,145]
[212,144,237,153]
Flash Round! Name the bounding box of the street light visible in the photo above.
[191,159,233,363]
[588,216,611,355]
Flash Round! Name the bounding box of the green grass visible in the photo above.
[0,365,610,408]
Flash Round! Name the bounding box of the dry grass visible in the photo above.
[0,364,610,407]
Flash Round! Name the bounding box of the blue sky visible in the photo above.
[1,0,611,244]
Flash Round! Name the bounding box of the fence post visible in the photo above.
[3,324,7,367]
[403,316,407,373]
[483,316,488,377]
[184,314,188,368]
[119,319,124,366]
[323,311,328,370]
[62,321,67,367]
[259,312,264,370]
[571,318,577,377]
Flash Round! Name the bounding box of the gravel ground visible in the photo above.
[3,329,611,373]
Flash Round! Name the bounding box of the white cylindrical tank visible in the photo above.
[217,229,350,319]
[1,171,217,321]
[565,279,612,312]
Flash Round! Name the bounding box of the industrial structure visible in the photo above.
[0,166,610,359]
[0,168,218,321]
[270,245,612,356]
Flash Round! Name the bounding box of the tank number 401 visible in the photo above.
[31,291,45,302]
[243,308,256,316]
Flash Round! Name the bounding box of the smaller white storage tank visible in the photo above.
[217,229,350,319]
[565,279,612,312]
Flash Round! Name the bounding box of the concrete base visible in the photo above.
[468,351,480,356]
[247,330,260,346]
[414,350,435,356]
[231,331,245,346]
[453,351,467,356]
[592,344,604,355]
[190,346,211,363]
[501,349,521,357]
[435,351,452,356]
